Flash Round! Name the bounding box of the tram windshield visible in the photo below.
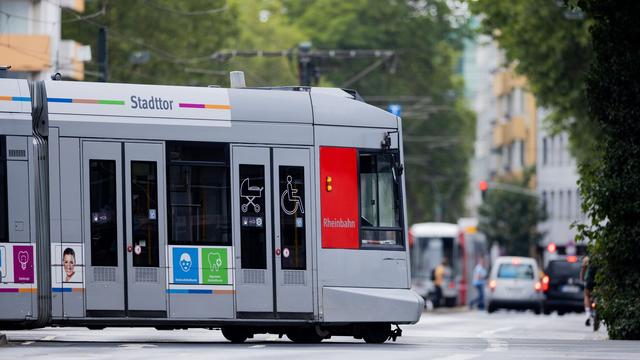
[359,152,403,247]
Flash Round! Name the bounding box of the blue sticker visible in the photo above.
[172,247,199,284]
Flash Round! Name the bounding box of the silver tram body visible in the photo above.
[0,78,423,342]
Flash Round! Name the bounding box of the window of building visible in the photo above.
[550,137,555,165]
[504,146,512,172]
[0,136,8,242]
[567,190,573,220]
[542,137,548,165]
[359,151,403,248]
[559,191,564,220]
[167,142,231,246]
[542,191,547,214]
[519,140,525,167]
[550,191,555,218]
[558,136,564,165]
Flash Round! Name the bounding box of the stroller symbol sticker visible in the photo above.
[241,178,264,213]
[281,175,304,216]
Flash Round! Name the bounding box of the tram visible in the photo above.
[0,76,423,343]
[409,221,487,307]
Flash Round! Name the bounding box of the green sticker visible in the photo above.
[201,248,229,285]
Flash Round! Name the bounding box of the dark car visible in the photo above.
[542,258,584,315]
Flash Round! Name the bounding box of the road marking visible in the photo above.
[249,344,266,348]
[432,354,480,360]
[40,335,56,341]
[21,341,34,345]
[478,326,513,337]
[485,338,508,352]
[478,326,512,352]
[118,344,158,349]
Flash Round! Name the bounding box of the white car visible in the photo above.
[486,256,544,314]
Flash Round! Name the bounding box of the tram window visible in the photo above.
[359,151,403,248]
[89,160,118,267]
[131,161,159,267]
[279,166,306,270]
[0,136,7,243]
[239,165,266,269]
[167,142,231,246]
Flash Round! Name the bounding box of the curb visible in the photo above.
[0,333,7,346]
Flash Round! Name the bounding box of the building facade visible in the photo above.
[465,41,584,263]
[536,108,585,264]
[490,64,537,183]
[0,0,90,80]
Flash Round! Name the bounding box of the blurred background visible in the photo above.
[0,0,589,307]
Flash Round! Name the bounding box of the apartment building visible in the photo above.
[490,64,537,184]
[0,0,90,80]
[465,39,584,263]
[537,108,585,264]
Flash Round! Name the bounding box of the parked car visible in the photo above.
[486,256,544,314]
[542,257,584,315]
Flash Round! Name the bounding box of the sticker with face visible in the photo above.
[179,253,192,272]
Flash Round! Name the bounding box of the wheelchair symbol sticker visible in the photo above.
[281,175,304,216]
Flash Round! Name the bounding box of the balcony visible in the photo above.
[0,35,51,72]
[493,115,527,147]
[60,0,85,12]
[58,40,91,80]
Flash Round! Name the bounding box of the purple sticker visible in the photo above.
[13,245,34,283]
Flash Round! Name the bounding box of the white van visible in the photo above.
[486,256,544,314]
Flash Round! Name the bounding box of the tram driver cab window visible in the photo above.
[0,136,7,243]
[359,151,403,248]
[167,142,231,246]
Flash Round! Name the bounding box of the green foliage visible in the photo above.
[62,0,239,85]
[62,0,475,224]
[478,170,547,256]
[224,0,304,86]
[574,0,640,340]
[286,0,476,223]
[469,0,596,163]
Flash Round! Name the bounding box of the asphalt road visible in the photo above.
[2,309,639,359]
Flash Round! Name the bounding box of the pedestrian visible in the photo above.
[580,255,598,326]
[469,258,487,310]
[433,258,448,308]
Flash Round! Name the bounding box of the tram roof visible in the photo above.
[0,79,32,114]
[43,80,399,129]
[0,79,33,135]
[410,222,459,238]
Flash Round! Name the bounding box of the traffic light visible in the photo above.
[479,180,488,200]
[547,242,557,253]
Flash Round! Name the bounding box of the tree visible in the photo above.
[62,0,476,224]
[478,170,547,257]
[469,0,596,163]
[575,0,640,340]
[284,0,476,223]
[62,0,239,85]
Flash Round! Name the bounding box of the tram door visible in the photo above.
[233,147,313,318]
[83,141,167,316]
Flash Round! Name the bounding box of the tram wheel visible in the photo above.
[362,324,390,344]
[286,328,324,343]
[221,327,249,343]
[487,303,496,314]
